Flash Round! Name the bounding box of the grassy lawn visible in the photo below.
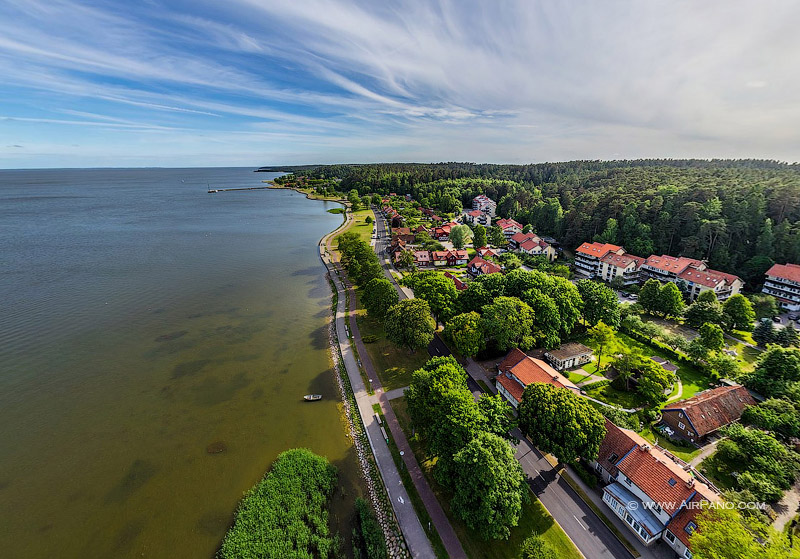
[335,208,374,244]
[584,383,646,410]
[580,361,600,376]
[391,398,582,559]
[353,291,429,391]
[723,338,761,373]
[637,425,701,463]
[567,369,592,384]
[697,452,737,491]
[580,330,712,406]
[730,329,756,346]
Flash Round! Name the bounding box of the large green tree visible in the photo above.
[746,345,800,397]
[659,282,686,318]
[408,271,458,324]
[749,294,779,320]
[753,319,777,346]
[457,281,492,314]
[589,321,616,371]
[449,224,473,249]
[384,299,436,352]
[699,322,725,352]
[691,506,800,559]
[518,383,606,464]
[481,297,535,351]
[473,224,488,248]
[362,278,398,320]
[684,299,725,329]
[450,432,527,540]
[444,312,485,358]
[577,279,620,327]
[638,279,662,315]
[723,293,756,331]
[519,535,557,559]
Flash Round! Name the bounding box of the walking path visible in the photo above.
[384,387,408,400]
[320,211,436,558]
[324,208,466,559]
[665,377,684,403]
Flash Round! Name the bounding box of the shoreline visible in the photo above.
[265,181,347,203]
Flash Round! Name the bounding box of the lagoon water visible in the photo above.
[0,168,361,557]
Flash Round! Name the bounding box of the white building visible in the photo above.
[574,242,626,277]
[641,255,743,301]
[599,252,645,286]
[762,263,800,311]
[472,194,497,217]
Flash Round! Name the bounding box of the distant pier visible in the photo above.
[207,186,272,193]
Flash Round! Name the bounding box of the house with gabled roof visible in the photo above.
[495,348,579,407]
[495,218,523,240]
[413,250,432,267]
[391,227,415,243]
[466,256,502,277]
[661,385,755,444]
[476,246,500,259]
[444,272,467,291]
[599,252,645,286]
[464,208,491,226]
[592,419,720,556]
[544,342,593,371]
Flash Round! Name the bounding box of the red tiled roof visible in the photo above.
[414,251,431,262]
[477,246,499,258]
[473,194,492,203]
[498,348,529,370]
[392,227,412,236]
[663,385,755,437]
[496,373,524,402]
[667,491,720,549]
[766,263,800,283]
[467,256,502,275]
[498,350,578,394]
[576,242,623,259]
[496,218,522,230]
[520,238,548,251]
[643,254,704,274]
[467,209,483,217]
[616,445,697,516]
[597,419,650,476]
[444,272,467,290]
[601,252,644,268]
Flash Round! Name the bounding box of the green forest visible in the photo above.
[294,160,800,286]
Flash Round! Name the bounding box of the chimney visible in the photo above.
[686,478,695,488]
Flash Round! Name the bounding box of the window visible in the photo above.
[685,521,697,535]
[626,513,634,526]
[684,550,693,559]
[595,462,603,472]
[608,452,618,464]
[668,478,677,487]
[665,530,675,543]
[651,502,662,515]
[678,421,685,430]
[624,477,632,486]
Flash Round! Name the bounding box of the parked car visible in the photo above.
[789,314,798,321]
[773,316,783,323]
[629,294,638,300]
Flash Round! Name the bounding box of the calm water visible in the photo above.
[0,168,362,557]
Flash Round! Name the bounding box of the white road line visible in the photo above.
[573,515,587,530]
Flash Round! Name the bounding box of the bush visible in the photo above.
[352,497,387,559]
[519,534,556,559]
[218,448,339,559]
[572,460,598,489]
[362,334,378,343]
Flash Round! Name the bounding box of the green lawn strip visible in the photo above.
[371,404,448,559]
[557,467,641,559]
[580,361,600,376]
[567,370,592,384]
[584,383,645,409]
[333,208,373,244]
[730,329,757,346]
[637,425,701,463]
[343,290,373,394]
[477,379,491,394]
[390,397,582,559]
[353,291,429,391]
[579,330,712,406]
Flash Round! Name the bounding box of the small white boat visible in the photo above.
[304,394,322,401]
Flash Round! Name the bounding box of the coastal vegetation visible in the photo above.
[218,448,339,559]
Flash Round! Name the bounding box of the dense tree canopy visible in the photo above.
[451,432,527,540]
[301,160,800,288]
[406,270,458,323]
[518,383,606,464]
[338,232,383,285]
[362,278,398,320]
[482,296,535,351]
[691,506,800,559]
[576,279,620,328]
[745,345,800,398]
[473,224,488,249]
[384,299,436,351]
[723,294,756,331]
[443,312,485,358]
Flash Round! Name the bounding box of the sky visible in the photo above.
[1,0,799,168]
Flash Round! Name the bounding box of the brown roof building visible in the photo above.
[495,348,579,407]
[661,385,755,443]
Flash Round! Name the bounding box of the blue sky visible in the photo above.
[1,0,798,168]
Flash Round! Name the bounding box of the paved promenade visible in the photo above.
[320,213,438,558]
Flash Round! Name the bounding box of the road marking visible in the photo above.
[573,515,587,530]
